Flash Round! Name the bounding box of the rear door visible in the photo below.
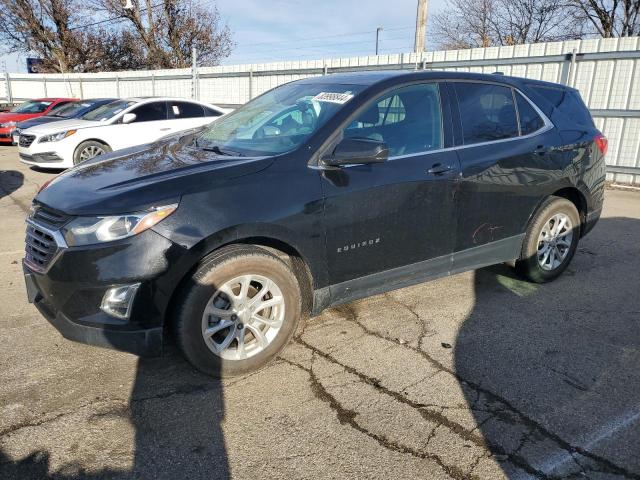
[449,81,561,267]
[321,82,460,286]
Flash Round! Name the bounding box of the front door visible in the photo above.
[321,82,460,287]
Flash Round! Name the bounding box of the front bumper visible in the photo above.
[23,228,187,356]
[0,126,16,143]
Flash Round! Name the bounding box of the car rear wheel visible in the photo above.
[174,245,302,377]
[73,141,111,165]
[515,196,581,283]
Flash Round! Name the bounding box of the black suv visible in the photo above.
[24,71,606,376]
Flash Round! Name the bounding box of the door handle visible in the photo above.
[427,163,452,175]
[159,127,172,131]
[534,145,546,156]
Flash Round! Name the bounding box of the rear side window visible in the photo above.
[130,102,168,122]
[170,101,204,119]
[529,86,594,127]
[344,83,443,157]
[455,83,519,144]
[515,92,545,135]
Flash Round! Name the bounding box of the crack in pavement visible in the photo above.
[322,303,640,479]
[277,354,473,480]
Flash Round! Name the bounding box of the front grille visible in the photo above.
[25,223,59,272]
[31,204,70,229]
[19,134,36,148]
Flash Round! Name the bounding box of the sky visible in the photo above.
[1,0,447,72]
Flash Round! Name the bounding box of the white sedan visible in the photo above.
[18,97,227,169]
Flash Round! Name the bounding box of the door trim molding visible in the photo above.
[312,233,524,315]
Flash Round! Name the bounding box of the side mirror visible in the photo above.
[322,137,389,167]
[122,113,137,124]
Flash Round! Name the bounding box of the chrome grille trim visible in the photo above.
[19,134,36,148]
[24,219,67,273]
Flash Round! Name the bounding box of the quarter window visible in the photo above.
[455,83,519,144]
[130,102,168,122]
[344,83,443,157]
[516,92,545,135]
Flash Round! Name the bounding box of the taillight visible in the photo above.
[594,134,608,156]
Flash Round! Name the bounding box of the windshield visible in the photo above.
[11,100,52,114]
[83,100,135,121]
[48,101,82,117]
[197,82,364,156]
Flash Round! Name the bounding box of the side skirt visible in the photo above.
[311,234,524,315]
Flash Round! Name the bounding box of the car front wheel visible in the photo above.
[516,196,581,283]
[73,140,111,165]
[174,245,302,377]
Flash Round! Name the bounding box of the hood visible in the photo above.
[36,134,275,216]
[16,116,63,130]
[26,118,103,135]
[0,112,37,124]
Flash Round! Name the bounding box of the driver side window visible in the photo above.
[343,83,443,157]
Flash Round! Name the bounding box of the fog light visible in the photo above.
[100,283,140,320]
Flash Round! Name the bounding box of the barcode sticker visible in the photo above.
[312,92,354,104]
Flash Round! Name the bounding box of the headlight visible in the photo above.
[0,121,16,128]
[62,204,178,246]
[39,130,77,143]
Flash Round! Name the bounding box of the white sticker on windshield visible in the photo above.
[312,92,354,104]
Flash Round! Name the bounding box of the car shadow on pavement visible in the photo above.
[0,170,24,199]
[0,348,230,480]
[456,216,640,478]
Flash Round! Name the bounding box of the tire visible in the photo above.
[515,196,581,283]
[174,244,302,377]
[73,140,111,165]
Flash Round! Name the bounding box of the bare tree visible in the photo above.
[433,0,585,49]
[90,0,234,69]
[567,0,640,37]
[0,0,233,72]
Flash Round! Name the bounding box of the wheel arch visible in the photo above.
[162,226,319,332]
[73,138,112,159]
[525,186,589,238]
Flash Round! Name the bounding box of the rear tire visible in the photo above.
[174,245,302,377]
[73,140,111,165]
[515,196,580,283]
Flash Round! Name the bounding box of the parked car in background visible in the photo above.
[23,71,606,377]
[0,98,76,144]
[18,97,226,168]
[13,98,116,144]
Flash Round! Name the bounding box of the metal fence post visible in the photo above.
[4,72,12,103]
[249,68,253,101]
[43,77,48,97]
[151,73,155,96]
[78,77,84,99]
[116,75,120,97]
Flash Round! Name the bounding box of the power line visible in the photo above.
[68,1,164,31]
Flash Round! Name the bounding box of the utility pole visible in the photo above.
[375,27,383,55]
[191,47,198,100]
[413,0,429,53]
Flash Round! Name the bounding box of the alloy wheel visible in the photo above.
[201,274,285,360]
[537,213,573,271]
[79,145,106,161]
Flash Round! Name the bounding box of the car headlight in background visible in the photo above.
[62,204,178,246]
[0,121,16,129]
[39,130,77,143]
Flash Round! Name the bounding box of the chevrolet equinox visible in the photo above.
[23,71,606,376]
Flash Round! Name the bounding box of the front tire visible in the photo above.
[73,140,111,165]
[515,196,581,283]
[174,245,302,377]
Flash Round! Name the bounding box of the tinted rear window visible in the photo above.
[455,83,519,144]
[530,86,593,127]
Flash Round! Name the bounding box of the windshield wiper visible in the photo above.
[200,144,245,157]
